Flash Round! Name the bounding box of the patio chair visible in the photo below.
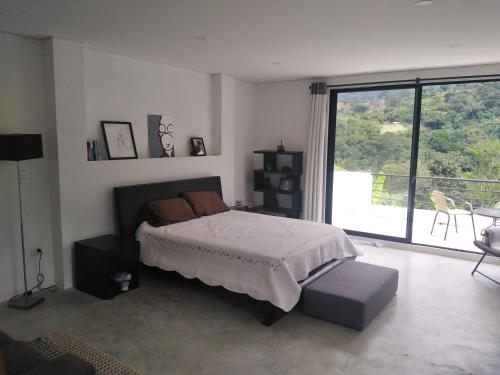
[430,191,476,241]
[472,229,500,285]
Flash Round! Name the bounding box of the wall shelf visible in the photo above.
[86,154,222,163]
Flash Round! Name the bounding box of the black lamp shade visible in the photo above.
[0,134,43,161]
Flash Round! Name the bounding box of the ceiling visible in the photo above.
[1,0,499,82]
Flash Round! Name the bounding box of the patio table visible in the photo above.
[473,207,500,232]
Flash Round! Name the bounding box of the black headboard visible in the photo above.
[114,176,223,238]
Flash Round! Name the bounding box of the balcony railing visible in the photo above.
[371,173,500,210]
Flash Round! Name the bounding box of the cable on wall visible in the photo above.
[9,248,57,303]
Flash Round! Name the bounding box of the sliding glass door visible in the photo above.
[326,80,500,251]
[412,82,500,251]
[327,86,417,240]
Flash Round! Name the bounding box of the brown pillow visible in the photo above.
[183,191,229,216]
[146,198,198,227]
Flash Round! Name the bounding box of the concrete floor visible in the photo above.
[1,245,500,375]
[331,204,493,252]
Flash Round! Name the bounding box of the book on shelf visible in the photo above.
[87,139,105,161]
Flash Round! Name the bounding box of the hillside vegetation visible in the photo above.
[335,82,500,181]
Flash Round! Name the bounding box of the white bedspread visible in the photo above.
[136,210,361,311]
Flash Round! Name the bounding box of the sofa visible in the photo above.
[0,331,95,375]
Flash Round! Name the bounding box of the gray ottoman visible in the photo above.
[303,260,398,330]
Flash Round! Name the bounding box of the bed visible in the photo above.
[114,176,360,324]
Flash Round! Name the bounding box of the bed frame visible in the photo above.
[114,176,346,326]
[114,176,223,239]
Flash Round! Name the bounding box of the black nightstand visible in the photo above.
[74,235,140,300]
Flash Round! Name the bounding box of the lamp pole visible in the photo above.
[8,162,45,309]
[17,162,29,295]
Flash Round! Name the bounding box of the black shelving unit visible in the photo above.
[253,150,303,218]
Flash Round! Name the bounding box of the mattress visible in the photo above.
[136,210,361,311]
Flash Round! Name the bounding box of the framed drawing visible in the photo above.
[101,121,138,160]
[191,137,206,156]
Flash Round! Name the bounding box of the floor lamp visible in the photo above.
[0,134,45,309]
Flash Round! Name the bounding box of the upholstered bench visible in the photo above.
[302,260,398,330]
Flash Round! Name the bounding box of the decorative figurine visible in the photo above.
[277,139,285,153]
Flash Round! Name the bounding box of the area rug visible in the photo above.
[32,332,140,375]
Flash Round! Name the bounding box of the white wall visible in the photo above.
[0,34,257,299]
[233,79,256,204]
[84,48,218,157]
[0,33,55,302]
[252,79,310,206]
[43,39,253,289]
[255,79,311,151]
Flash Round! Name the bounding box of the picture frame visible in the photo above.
[191,137,207,156]
[279,177,293,192]
[147,114,175,158]
[101,121,138,160]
